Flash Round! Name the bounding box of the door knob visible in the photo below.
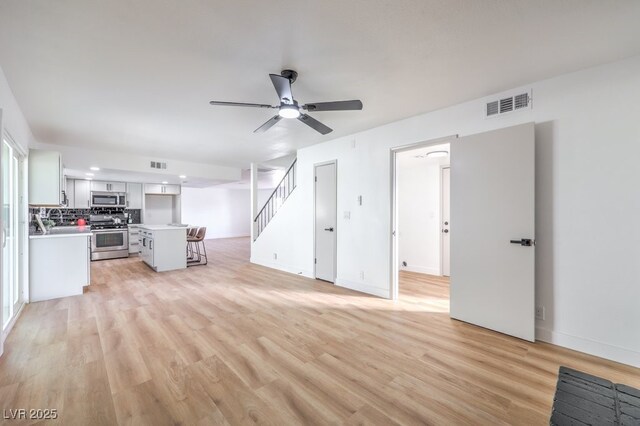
[324,227,334,232]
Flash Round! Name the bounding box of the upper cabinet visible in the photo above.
[64,177,75,208]
[29,149,63,206]
[91,181,126,192]
[127,183,143,209]
[74,179,91,208]
[145,184,181,195]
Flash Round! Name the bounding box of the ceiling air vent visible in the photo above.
[150,161,167,170]
[486,100,499,116]
[514,92,529,110]
[485,91,531,118]
[500,97,513,113]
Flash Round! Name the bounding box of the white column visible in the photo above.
[250,162,258,241]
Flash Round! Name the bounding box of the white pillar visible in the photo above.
[250,162,258,242]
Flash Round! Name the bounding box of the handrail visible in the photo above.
[252,158,297,240]
[254,158,297,222]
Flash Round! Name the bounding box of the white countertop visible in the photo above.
[29,226,93,239]
[138,224,189,231]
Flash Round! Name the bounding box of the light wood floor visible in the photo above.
[1,237,639,425]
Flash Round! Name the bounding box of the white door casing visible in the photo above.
[314,162,337,283]
[450,122,535,342]
[441,166,451,277]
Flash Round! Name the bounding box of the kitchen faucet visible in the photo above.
[47,208,63,224]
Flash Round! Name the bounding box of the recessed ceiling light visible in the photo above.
[90,166,100,171]
[85,172,94,176]
[426,150,448,158]
[179,175,187,179]
[162,181,168,184]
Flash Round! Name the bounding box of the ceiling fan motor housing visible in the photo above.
[280,69,298,84]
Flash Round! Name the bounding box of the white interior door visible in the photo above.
[315,162,337,282]
[441,167,450,277]
[450,122,535,342]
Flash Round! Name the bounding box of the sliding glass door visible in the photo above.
[2,137,22,330]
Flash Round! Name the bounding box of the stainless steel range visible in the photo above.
[90,214,129,261]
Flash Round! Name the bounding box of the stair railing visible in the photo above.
[253,158,297,239]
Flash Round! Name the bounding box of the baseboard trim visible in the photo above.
[249,257,313,278]
[536,327,640,368]
[400,265,440,275]
[335,278,391,299]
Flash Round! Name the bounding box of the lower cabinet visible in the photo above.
[139,227,186,272]
[29,234,91,301]
[128,226,141,254]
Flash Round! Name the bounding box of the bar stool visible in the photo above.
[186,227,198,261]
[187,227,207,266]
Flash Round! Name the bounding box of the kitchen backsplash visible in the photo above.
[29,207,142,226]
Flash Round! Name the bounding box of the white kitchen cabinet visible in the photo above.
[163,184,181,195]
[91,181,126,192]
[74,179,91,208]
[144,183,181,195]
[127,183,143,209]
[29,149,63,206]
[128,225,141,254]
[139,226,186,272]
[64,177,75,208]
[29,233,92,301]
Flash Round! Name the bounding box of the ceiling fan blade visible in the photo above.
[209,100,276,109]
[269,74,294,105]
[297,114,333,135]
[303,100,363,112]
[254,115,283,133]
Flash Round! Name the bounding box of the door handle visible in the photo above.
[324,227,334,232]
[510,238,534,246]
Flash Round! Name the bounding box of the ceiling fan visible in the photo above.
[209,69,363,135]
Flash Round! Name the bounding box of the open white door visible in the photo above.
[314,162,337,282]
[450,122,535,342]
[441,166,450,277]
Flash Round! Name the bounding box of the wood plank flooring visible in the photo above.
[1,237,639,425]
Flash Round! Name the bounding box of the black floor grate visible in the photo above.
[550,366,640,425]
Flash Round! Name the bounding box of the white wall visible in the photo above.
[251,55,640,367]
[181,187,272,240]
[144,195,175,225]
[0,65,34,152]
[397,156,448,275]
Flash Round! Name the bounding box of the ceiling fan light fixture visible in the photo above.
[278,105,300,119]
[426,150,449,158]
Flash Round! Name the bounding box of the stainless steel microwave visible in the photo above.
[90,191,127,208]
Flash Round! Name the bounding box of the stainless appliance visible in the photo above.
[90,191,127,208]
[90,214,129,260]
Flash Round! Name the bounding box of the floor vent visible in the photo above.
[486,91,531,118]
[150,161,167,170]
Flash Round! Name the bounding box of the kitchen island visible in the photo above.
[139,225,188,272]
[29,226,92,301]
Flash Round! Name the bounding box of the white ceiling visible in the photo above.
[1,1,640,168]
[397,143,450,167]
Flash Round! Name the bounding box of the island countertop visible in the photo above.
[138,224,189,231]
[29,226,93,239]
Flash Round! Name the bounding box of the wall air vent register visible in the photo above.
[486,91,531,118]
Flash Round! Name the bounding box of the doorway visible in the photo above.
[314,161,337,283]
[2,134,25,337]
[390,123,536,342]
[393,141,452,308]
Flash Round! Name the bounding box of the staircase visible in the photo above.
[254,158,297,240]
